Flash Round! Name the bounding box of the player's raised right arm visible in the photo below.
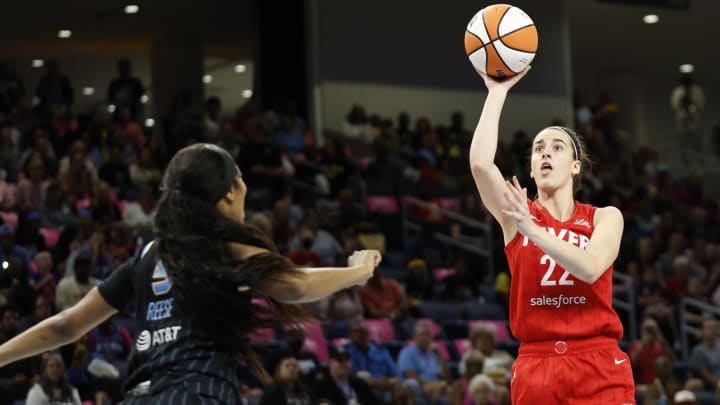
[469,68,530,241]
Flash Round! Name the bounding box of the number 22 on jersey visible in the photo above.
[539,255,574,286]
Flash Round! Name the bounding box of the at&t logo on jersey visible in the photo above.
[135,326,182,352]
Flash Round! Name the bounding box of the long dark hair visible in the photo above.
[39,353,74,401]
[153,143,307,353]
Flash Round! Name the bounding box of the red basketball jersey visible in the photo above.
[504,200,624,342]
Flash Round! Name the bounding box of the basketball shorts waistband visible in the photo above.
[519,336,618,357]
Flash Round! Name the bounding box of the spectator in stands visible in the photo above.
[346,319,400,393]
[88,182,121,227]
[1,256,36,317]
[25,352,81,405]
[289,221,343,267]
[0,306,36,402]
[273,110,305,156]
[86,316,132,372]
[29,251,56,305]
[107,58,144,118]
[17,128,57,180]
[342,104,373,143]
[466,374,497,405]
[398,321,450,404]
[111,106,146,154]
[317,139,353,198]
[450,350,491,405]
[673,389,698,405]
[688,318,720,392]
[459,325,514,385]
[204,96,222,142]
[283,327,320,377]
[98,145,132,196]
[55,251,100,311]
[237,117,291,201]
[405,259,433,306]
[629,318,676,387]
[359,267,408,320]
[129,147,163,192]
[16,211,46,255]
[314,287,365,325]
[288,225,322,267]
[260,354,313,405]
[41,181,77,229]
[0,169,16,211]
[313,346,381,405]
[35,60,74,116]
[59,145,96,205]
[0,224,31,270]
[17,154,51,213]
[18,295,52,332]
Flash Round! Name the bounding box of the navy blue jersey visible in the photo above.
[98,242,242,404]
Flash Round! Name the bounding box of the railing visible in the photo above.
[679,297,720,360]
[612,271,637,342]
[401,196,494,282]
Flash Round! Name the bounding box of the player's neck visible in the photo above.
[537,191,575,222]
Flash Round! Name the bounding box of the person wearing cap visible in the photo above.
[313,346,381,405]
[0,144,381,403]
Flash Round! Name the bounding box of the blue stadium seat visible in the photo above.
[695,391,716,405]
[463,302,506,320]
[418,301,463,320]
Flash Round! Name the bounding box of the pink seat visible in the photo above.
[432,267,456,281]
[468,320,511,343]
[286,321,329,362]
[303,336,329,362]
[364,319,395,343]
[431,197,460,212]
[75,197,92,211]
[39,228,60,247]
[367,196,399,214]
[332,338,350,349]
[248,328,275,344]
[417,319,442,339]
[454,339,472,357]
[0,211,18,229]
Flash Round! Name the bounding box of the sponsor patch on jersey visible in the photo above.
[135,325,182,351]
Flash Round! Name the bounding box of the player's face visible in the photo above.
[530,128,580,192]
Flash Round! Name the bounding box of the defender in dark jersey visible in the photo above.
[0,144,381,404]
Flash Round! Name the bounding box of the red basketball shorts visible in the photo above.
[510,336,636,404]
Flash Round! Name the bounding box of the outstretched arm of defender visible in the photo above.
[0,288,117,368]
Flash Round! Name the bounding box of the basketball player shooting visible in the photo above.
[469,67,636,404]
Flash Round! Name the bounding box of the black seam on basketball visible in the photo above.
[466,31,487,53]
[498,39,536,54]
[480,9,494,74]
[488,43,513,75]
[499,23,534,39]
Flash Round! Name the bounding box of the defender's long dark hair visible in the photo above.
[154,143,307,353]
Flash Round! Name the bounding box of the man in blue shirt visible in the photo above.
[345,319,399,393]
[397,321,450,404]
[0,224,30,269]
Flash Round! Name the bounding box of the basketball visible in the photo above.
[464,4,538,78]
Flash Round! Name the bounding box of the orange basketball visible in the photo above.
[464,4,538,78]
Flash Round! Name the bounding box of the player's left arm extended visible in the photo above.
[524,206,624,284]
